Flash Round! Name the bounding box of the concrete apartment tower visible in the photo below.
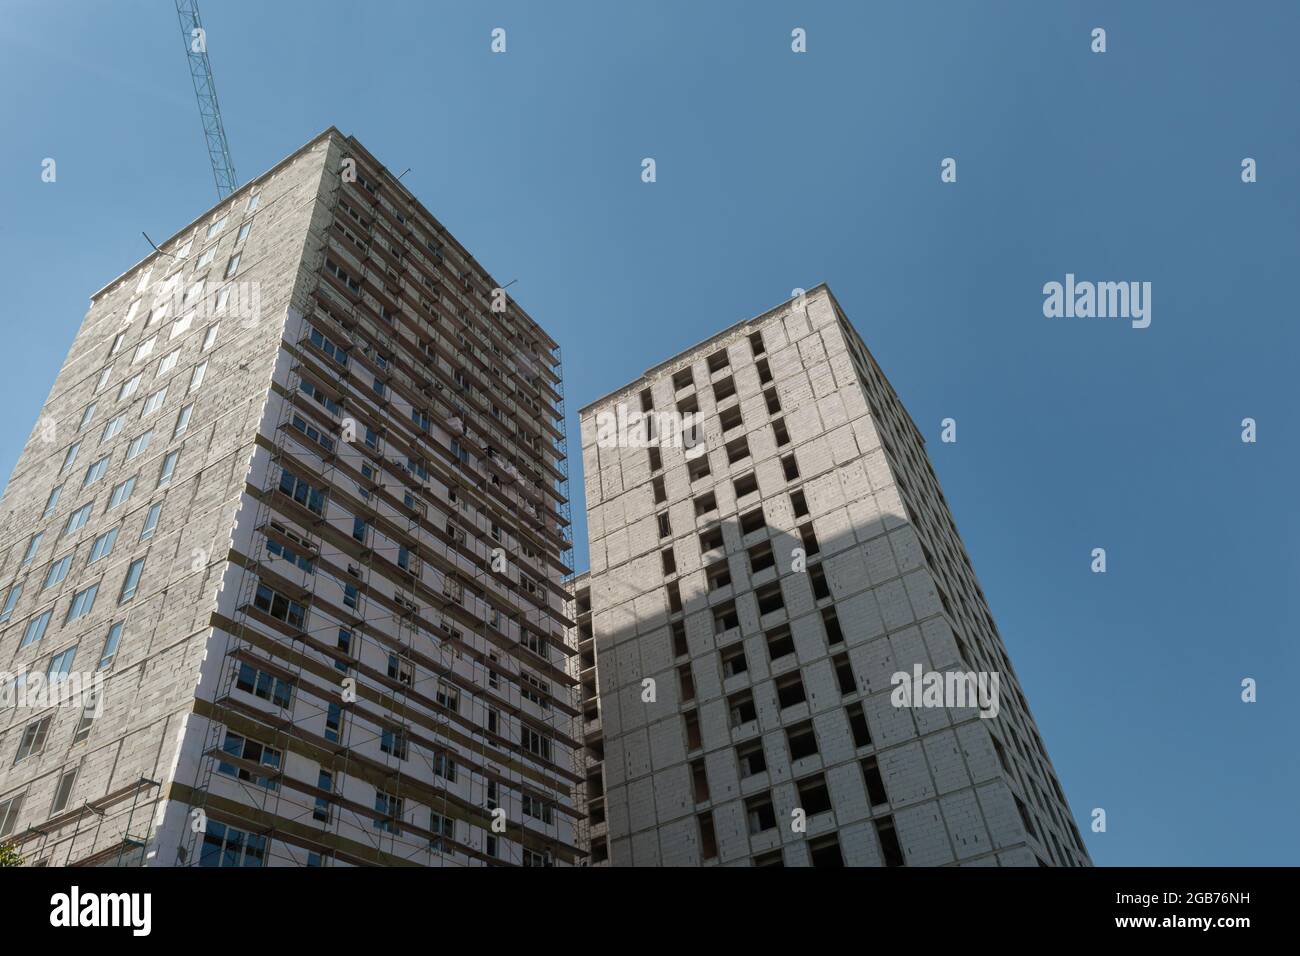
[578,286,1091,867]
[0,129,580,867]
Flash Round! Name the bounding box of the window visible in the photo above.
[788,722,819,760]
[63,504,91,536]
[672,368,694,392]
[314,770,333,822]
[21,532,44,565]
[748,541,775,574]
[325,703,342,743]
[846,702,873,748]
[206,214,227,239]
[745,793,776,834]
[189,361,207,392]
[43,553,74,590]
[142,387,167,416]
[687,453,710,482]
[706,558,731,592]
[139,501,162,540]
[100,414,125,443]
[43,485,63,517]
[809,834,845,868]
[72,696,97,743]
[521,726,552,761]
[739,508,766,536]
[719,405,743,434]
[78,402,98,431]
[713,600,739,634]
[738,740,767,777]
[60,442,81,473]
[224,253,241,278]
[0,793,24,839]
[236,221,252,244]
[199,822,266,868]
[202,324,219,350]
[117,373,142,401]
[875,817,905,867]
[176,234,194,258]
[756,581,785,615]
[834,652,856,694]
[765,388,782,414]
[253,582,306,628]
[108,332,126,357]
[278,469,325,515]
[82,455,109,486]
[772,418,790,447]
[65,583,98,623]
[217,731,282,790]
[19,610,52,648]
[374,791,403,834]
[657,512,671,538]
[862,756,890,806]
[47,646,77,679]
[728,690,756,727]
[713,376,737,402]
[126,431,152,460]
[429,812,454,851]
[380,727,409,760]
[98,622,124,669]
[172,403,194,438]
[157,450,179,486]
[782,454,800,481]
[157,349,180,376]
[14,716,52,763]
[790,489,809,517]
[707,349,730,374]
[132,336,156,364]
[108,476,136,510]
[387,656,412,688]
[776,672,806,709]
[235,662,293,708]
[197,246,216,268]
[94,366,112,393]
[118,558,145,603]
[246,193,260,213]
[725,436,750,465]
[50,768,78,815]
[765,624,794,661]
[0,584,22,622]
[733,472,758,500]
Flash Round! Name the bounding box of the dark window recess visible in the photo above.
[667,581,683,614]
[699,526,724,552]
[707,560,732,592]
[694,492,718,517]
[720,643,747,678]
[782,454,800,481]
[745,794,777,834]
[790,489,809,517]
[673,368,694,392]
[678,664,695,701]
[653,476,667,504]
[733,472,758,499]
[810,564,831,600]
[753,849,784,867]
[661,548,677,576]
[748,541,775,574]
[639,388,654,412]
[861,756,889,805]
[765,625,794,660]
[719,405,743,433]
[739,508,766,535]
[707,350,730,374]
[800,523,821,556]
[822,607,844,645]
[684,710,703,751]
[728,690,757,726]
[749,331,766,357]
[648,447,662,471]
[691,759,710,802]
[677,393,699,415]
[688,454,711,481]
[737,741,767,777]
[771,419,790,447]
[698,813,718,859]
[875,817,905,867]
[847,703,873,748]
[756,582,785,616]
[796,774,833,816]
[725,437,750,465]
[786,722,818,761]
[809,835,844,868]
[658,513,672,539]
[756,358,773,385]
[764,388,781,414]
[672,620,689,657]
[713,601,738,634]
[713,376,736,402]
[834,653,856,694]
[776,673,806,709]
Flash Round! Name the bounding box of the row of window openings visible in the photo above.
[653,450,800,510]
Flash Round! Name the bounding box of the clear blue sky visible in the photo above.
[1,1,1295,866]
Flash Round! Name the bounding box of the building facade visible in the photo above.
[578,286,1091,867]
[0,129,580,867]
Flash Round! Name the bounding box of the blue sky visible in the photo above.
[1,0,1296,865]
